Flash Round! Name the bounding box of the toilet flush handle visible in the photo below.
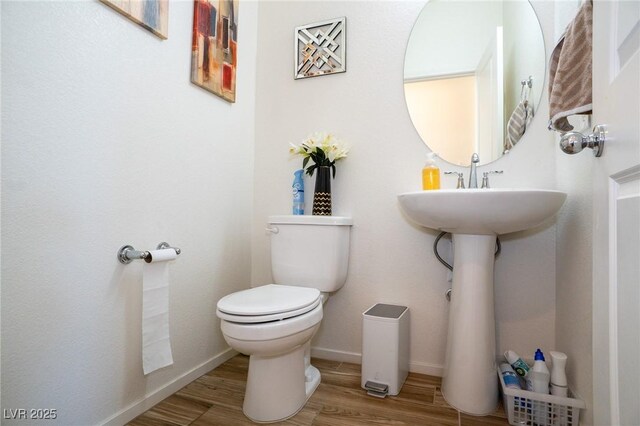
[265,226,279,234]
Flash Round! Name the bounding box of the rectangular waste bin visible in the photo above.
[361,303,409,397]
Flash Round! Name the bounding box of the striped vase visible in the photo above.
[312,166,332,216]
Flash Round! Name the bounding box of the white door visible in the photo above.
[475,26,504,160]
[592,1,640,425]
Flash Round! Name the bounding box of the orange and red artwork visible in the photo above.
[191,0,239,103]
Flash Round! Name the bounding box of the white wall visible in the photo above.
[252,0,559,374]
[1,1,258,424]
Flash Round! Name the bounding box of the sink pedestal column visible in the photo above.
[441,234,498,415]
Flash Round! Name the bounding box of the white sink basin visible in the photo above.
[398,188,567,235]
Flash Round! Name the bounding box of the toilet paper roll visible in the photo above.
[145,248,178,263]
[142,249,176,375]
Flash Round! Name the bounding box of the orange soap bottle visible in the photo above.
[422,152,440,190]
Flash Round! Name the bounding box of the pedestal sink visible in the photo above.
[397,189,567,415]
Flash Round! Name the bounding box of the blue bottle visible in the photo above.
[292,169,304,215]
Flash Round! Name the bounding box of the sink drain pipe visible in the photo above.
[434,232,501,301]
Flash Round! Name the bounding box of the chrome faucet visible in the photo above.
[468,153,480,188]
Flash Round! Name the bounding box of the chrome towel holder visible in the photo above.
[117,242,181,264]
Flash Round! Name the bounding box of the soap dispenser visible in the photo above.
[422,152,440,190]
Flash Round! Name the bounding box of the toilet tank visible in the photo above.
[268,215,353,292]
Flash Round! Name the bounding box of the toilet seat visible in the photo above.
[217,284,321,323]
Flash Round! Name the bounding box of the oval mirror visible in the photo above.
[404,0,546,166]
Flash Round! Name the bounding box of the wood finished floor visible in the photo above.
[128,355,510,426]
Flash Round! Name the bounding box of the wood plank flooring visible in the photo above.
[128,355,510,426]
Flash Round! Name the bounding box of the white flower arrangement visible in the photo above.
[289,132,349,177]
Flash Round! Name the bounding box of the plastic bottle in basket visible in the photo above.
[504,350,532,390]
[531,349,550,394]
[530,349,551,425]
[499,363,522,390]
[550,351,568,397]
[504,350,530,376]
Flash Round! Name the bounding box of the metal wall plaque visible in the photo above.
[295,17,346,80]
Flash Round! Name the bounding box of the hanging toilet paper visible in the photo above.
[142,248,177,375]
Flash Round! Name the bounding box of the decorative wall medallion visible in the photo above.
[191,0,239,103]
[101,0,169,39]
[295,17,346,80]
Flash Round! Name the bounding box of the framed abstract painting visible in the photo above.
[101,0,169,39]
[191,0,239,103]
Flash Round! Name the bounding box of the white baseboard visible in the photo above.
[101,348,237,426]
[311,346,443,377]
[311,346,362,365]
[408,360,444,377]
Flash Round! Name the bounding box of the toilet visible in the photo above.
[216,215,353,423]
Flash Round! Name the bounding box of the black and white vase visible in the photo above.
[312,166,332,216]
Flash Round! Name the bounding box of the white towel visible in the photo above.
[505,100,534,152]
[548,0,592,132]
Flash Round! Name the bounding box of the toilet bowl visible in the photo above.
[216,215,352,423]
[217,285,324,423]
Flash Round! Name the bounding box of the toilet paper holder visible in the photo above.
[117,242,181,264]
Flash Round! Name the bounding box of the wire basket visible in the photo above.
[498,370,586,426]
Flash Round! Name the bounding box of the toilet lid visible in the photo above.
[216,284,321,323]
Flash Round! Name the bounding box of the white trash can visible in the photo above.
[361,303,409,397]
